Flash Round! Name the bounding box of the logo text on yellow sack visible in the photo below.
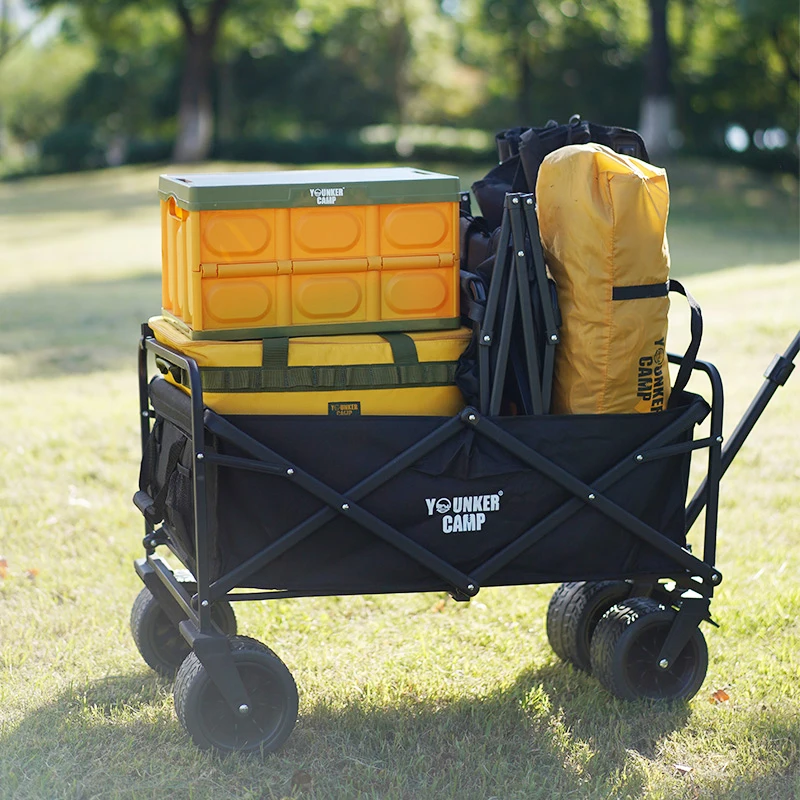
[636,337,667,413]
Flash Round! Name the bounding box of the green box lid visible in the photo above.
[159,167,460,211]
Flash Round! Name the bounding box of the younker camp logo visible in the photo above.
[309,187,345,205]
[636,337,667,412]
[425,491,504,533]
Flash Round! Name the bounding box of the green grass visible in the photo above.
[0,159,798,800]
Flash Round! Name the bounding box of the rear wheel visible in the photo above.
[545,580,631,671]
[174,636,298,754]
[589,597,708,701]
[130,580,237,677]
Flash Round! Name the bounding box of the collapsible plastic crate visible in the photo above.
[159,167,461,340]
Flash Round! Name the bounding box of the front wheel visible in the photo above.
[174,636,298,754]
[589,597,708,701]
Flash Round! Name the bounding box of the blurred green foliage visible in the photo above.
[0,0,797,174]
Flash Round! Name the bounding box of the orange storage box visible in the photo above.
[159,167,461,340]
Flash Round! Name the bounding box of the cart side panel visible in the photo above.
[141,380,707,594]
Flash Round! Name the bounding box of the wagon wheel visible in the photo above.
[545,580,631,671]
[130,580,237,677]
[174,636,298,754]
[589,597,708,701]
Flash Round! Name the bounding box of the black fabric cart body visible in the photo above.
[134,324,800,752]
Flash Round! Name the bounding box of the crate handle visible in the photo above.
[166,196,188,221]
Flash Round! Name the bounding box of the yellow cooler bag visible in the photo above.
[536,143,700,415]
[149,316,470,416]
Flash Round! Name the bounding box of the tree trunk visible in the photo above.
[217,59,237,143]
[173,29,216,163]
[639,0,675,159]
[171,0,230,163]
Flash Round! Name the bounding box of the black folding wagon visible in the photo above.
[129,300,799,754]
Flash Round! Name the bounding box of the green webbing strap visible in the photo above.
[379,332,419,366]
[262,337,290,368]
[189,330,449,393]
[197,361,457,393]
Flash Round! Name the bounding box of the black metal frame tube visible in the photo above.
[508,197,544,413]
[676,358,724,567]
[143,337,214,633]
[521,197,559,413]
[137,325,154,540]
[489,264,519,416]
[478,213,512,414]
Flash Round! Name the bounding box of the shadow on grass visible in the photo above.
[0,662,686,800]
[0,273,161,379]
[289,662,696,798]
[2,660,798,799]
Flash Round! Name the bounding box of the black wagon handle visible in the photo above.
[685,329,800,528]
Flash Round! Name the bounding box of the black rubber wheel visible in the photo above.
[589,596,708,701]
[545,580,631,671]
[130,582,237,677]
[174,635,298,754]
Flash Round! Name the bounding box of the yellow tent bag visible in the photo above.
[536,143,675,414]
[149,316,470,416]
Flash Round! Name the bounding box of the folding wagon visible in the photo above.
[130,300,799,754]
[129,179,799,754]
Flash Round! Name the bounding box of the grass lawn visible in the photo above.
[0,159,798,800]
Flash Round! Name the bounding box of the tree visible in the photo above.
[669,0,798,160]
[639,0,674,158]
[0,8,96,166]
[171,0,229,162]
[462,0,646,130]
[28,0,297,162]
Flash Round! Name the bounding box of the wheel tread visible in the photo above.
[546,580,631,671]
[546,582,584,663]
[590,597,662,697]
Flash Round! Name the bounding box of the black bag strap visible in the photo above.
[138,417,160,494]
[137,428,186,525]
[459,270,487,325]
[459,212,495,272]
[668,278,703,396]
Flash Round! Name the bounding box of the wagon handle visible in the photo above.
[686,329,800,528]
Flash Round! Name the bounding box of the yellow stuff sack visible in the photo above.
[149,316,470,416]
[536,143,675,414]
